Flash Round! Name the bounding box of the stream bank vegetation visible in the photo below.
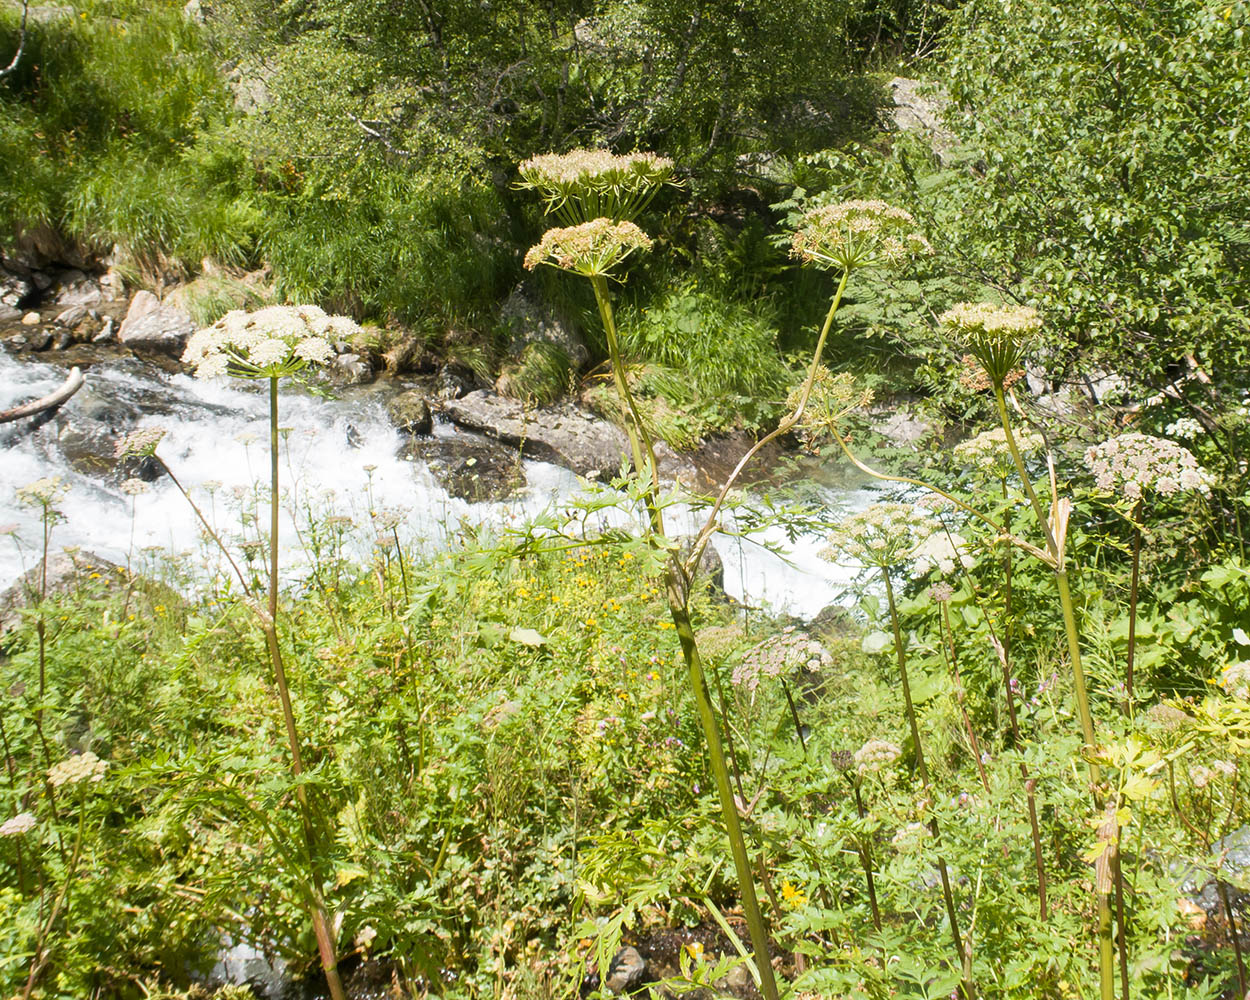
[2,152,1250,997]
[3,0,1250,997]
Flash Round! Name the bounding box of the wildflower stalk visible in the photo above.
[988,384,1111,1000]
[262,377,346,1000]
[1124,499,1142,709]
[882,572,972,998]
[938,601,990,795]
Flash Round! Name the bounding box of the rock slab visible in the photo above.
[118,291,195,352]
[440,390,628,478]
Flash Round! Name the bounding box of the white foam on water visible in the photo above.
[1,351,868,616]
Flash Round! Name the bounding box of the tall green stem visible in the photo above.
[990,385,1110,999]
[883,573,972,998]
[266,378,347,1000]
[589,276,780,1000]
[1124,499,1142,710]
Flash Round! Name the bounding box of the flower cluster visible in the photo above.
[854,738,902,774]
[16,476,68,509]
[120,478,151,497]
[953,426,1044,479]
[785,367,873,443]
[181,305,351,380]
[824,502,936,570]
[1083,433,1212,501]
[517,149,674,222]
[1221,660,1250,701]
[1190,759,1236,790]
[789,200,931,272]
[0,812,36,837]
[523,219,653,277]
[47,750,108,788]
[732,626,832,693]
[940,302,1041,387]
[114,426,167,458]
[910,531,974,577]
[1164,416,1203,439]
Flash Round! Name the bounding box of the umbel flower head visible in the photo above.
[940,302,1041,387]
[517,149,675,223]
[785,367,873,443]
[823,502,936,570]
[954,426,1045,480]
[0,812,36,837]
[181,305,353,380]
[1083,433,1213,501]
[789,200,932,273]
[854,738,902,775]
[16,476,68,510]
[731,626,833,694]
[114,426,167,459]
[523,219,653,278]
[47,750,108,788]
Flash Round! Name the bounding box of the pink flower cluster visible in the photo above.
[1083,433,1212,501]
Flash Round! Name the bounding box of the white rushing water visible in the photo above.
[1,350,870,617]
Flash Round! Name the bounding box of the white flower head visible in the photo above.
[0,812,37,837]
[1083,433,1213,502]
[824,502,937,570]
[790,200,932,273]
[910,531,975,577]
[181,305,359,380]
[854,738,902,775]
[732,626,832,693]
[47,751,108,789]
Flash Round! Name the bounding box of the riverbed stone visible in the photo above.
[440,389,629,478]
[330,352,373,385]
[22,311,40,326]
[0,550,123,634]
[118,291,195,352]
[387,390,433,436]
[403,433,524,502]
[55,270,105,308]
[55,305,89,328]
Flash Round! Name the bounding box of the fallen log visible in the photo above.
[0,367,85,424]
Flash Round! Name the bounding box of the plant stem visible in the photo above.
[590,274,780,1000]
[265,378,346,1000]
[883,572,972,998]
[849,780,882,932]
[1124,499,1142,710]
[991,384,1109,999]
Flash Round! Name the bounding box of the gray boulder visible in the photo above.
[387,390,433,436]
[55,271,105,308]
[888,77,957,165]
[500,285,589,369]
[440,390,628,478]
[118,291,195,353]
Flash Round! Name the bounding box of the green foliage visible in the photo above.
[0,0,257,269]
[497,341,573,407]
[618,286,792,439]
[940,0,1250,391]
